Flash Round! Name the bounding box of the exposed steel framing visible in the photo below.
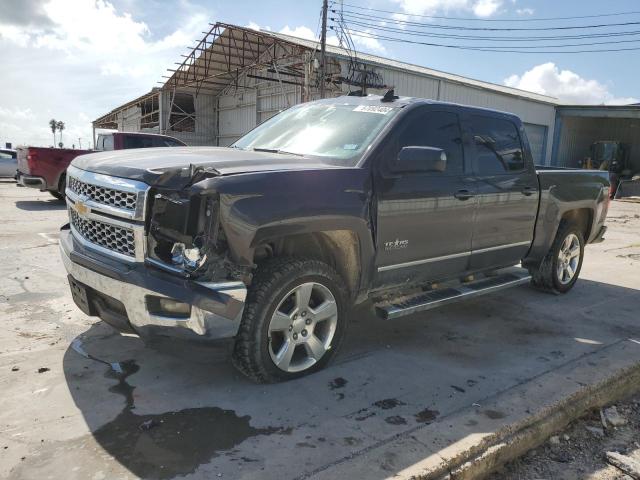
[163,22,310,97]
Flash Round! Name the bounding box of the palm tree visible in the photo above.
[49,119,57,146]
[56,121,65,147]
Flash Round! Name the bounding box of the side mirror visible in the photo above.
[391,146,447,173]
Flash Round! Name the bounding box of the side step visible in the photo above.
[375,268,531,320]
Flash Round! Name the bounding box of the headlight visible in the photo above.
[171,242,205,270]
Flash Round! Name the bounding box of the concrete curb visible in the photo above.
[308,339,640,480]
[448,341,640,480]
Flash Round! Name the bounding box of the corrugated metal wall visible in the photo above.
[114,53,556,161]
[119,105,141,132]
[557,116,640,168]
[217,90,257,146]
[160,91,217,146]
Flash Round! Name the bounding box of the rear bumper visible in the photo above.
[59,226,246,342]
[16,171,47,190]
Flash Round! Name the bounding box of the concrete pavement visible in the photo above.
[0,181,639,479]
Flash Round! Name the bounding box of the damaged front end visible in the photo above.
[146,182,249,284]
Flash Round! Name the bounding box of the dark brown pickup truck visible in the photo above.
[60,95,610,382]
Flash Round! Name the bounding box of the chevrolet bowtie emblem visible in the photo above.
[74,200,90,215]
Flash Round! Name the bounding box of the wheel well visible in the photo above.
[561,208,593,241]
[254,231,361,297]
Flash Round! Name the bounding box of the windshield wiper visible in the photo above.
[252,147,304,157]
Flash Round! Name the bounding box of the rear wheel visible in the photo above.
[49,173,66,201]
[232,258,347,383]
[529,221,585,294]
[49,190,64,201]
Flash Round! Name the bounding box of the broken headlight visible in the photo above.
[147,192,222,277]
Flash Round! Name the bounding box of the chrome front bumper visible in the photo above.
[60,228,246,342]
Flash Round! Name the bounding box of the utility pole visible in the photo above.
[319,0,328,99]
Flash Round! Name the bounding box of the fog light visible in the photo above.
[147,296,191,318]
[159,298,191,316]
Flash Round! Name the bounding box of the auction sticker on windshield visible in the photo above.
[353,105,394,114]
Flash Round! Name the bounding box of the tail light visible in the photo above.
[26,152,38,174]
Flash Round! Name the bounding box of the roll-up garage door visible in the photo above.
[523,123,548,165]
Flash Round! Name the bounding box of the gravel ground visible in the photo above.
[490,396,640,480]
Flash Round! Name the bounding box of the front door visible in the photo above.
[467,113,538,270]
[373,106,477,290]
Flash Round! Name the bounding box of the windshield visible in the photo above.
[232,102,399,166]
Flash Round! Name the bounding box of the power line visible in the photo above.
[331,1,640,22]
[335,9,640,31]
[336,17,640,41]
[341,27,640,53]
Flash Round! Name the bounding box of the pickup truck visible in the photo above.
[60,95,610,383]
[16,132,185,200]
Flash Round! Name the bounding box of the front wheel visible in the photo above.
[232,258,347,383]
[529,221,585,294]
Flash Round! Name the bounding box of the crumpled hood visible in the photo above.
[71,146,342,186]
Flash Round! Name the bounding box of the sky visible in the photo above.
[0,0,638,148]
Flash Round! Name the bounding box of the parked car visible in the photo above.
[95,132,186,151]
[0,148,17,177]
[16,132,187,199]
[60,95,610,383]
[16,147,92,199]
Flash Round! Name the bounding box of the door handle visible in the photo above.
[521,186,538,196]
[454,189,475,201]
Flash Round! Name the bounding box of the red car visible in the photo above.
[16,132,186,200]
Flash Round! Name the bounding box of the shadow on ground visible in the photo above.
[15,199,66,211]
[56,278,640,479]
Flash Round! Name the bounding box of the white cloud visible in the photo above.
[504,63,637,105]
[246,21,381,52]
[473,0,502,17]
[279,25,317,41]
[0,0,207,147]
[392,0,504,17]
[516,7,534,15]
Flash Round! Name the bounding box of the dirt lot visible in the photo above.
[1,180,639,480]
[490,396,640,480]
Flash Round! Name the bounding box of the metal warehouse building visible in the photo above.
[552,105,640,170]
[92,22,558,164]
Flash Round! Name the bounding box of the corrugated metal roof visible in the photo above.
[267,30,558,105]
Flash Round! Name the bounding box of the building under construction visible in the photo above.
[92,22,558,164]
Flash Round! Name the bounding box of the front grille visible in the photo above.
[68,176,137,211]
[69,208,136,258]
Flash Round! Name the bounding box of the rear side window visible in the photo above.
[123,136,154,149]
[393,109,464,175]
[470,116,525,175]
[101,135,114,151]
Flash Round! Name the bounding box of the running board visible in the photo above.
[375,268,531,320]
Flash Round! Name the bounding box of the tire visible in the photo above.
[232,258,347,383]
[49,190,64,201]
[529,221,585,294]
[49,173,66,201]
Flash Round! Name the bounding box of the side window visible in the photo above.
[123,136,153,149]
[394,109,464,175]
[471,116,525,175]
[0,152,11,159]
[102,135,114,151]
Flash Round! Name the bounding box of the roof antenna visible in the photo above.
[381,88,398,102]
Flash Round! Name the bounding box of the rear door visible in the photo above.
[467,114,538,270]
[373,105,476,289]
